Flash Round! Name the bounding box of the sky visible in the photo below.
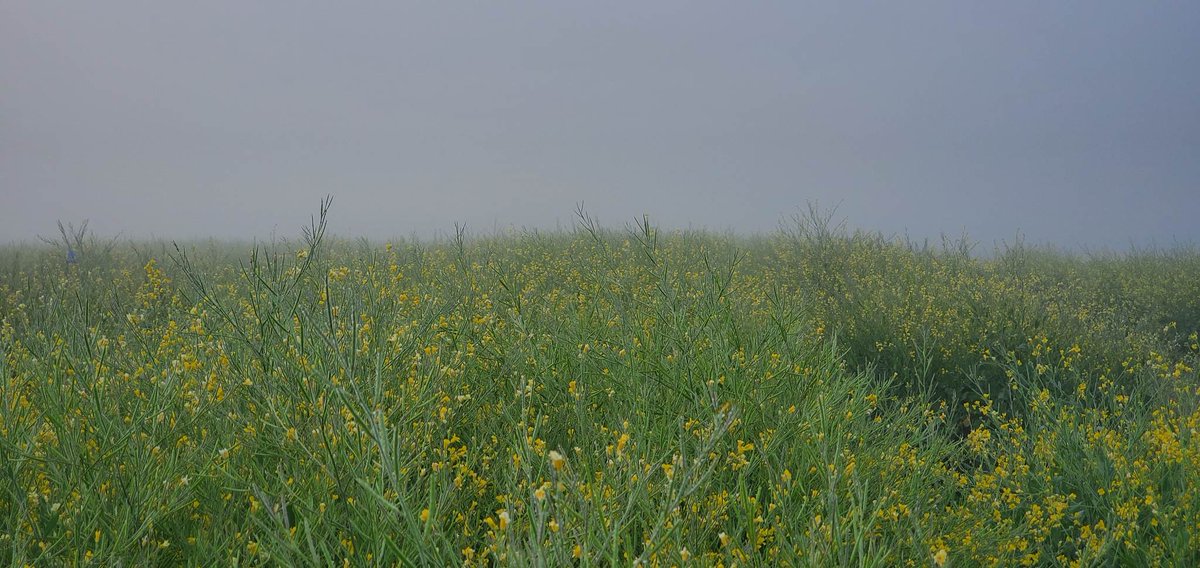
[2,2,1198,249]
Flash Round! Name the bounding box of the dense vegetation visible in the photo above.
[3,209,1199,566]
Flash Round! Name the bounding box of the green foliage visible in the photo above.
[1,211,1198,565]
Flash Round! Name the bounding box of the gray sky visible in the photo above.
[3,2,1198,248]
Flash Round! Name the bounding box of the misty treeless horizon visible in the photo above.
[3,2,1198,249]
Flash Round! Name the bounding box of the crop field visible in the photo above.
[2,209,1200,566]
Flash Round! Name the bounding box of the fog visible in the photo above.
[3,2,1198,249]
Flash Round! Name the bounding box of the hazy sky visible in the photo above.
[3,2,1198,248]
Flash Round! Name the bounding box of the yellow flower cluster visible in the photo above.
[0,223,1197,565]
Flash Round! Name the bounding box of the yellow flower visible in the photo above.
[420,508,430,522]
[933,548,948,566]
[548,450,566,471]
